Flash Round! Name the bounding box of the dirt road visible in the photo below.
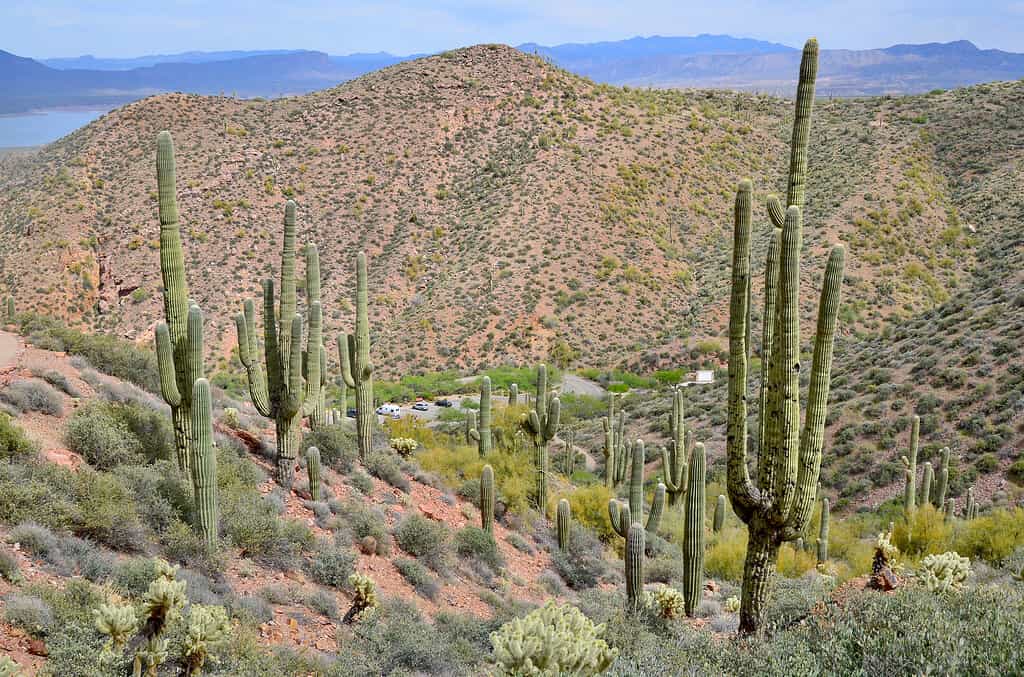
[0,331,21,372]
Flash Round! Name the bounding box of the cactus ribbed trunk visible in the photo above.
[663,387,688,506]
[739,523,780,635]
[190,379,218,549]
[508,383,518,406]
[625,523,645,613]
[275,414,300,489]
[920,462,933,508]
[556,498,570,552]
[306,446,322,502]
[817,497,830,564]
[477,376,492,457]
[682,443,706,616]
[935,447,950,508]
[481,465,494,534]
[344,252,375,461]
[903,416,920,514]
[534,441,548,515]
[628,438,644,522]
[713,495,726,533]
[523,365,559,517]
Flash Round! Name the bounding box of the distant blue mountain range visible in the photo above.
[3,35,1024,114]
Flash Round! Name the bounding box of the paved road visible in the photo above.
[560,374,605,397]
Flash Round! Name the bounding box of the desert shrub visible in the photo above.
[454,526,504,572]
[365,452,410,492]
[777,542,818,578]
[954,507,1024,564]
[394,514,449,570]
[0,412,37,461]
[0,379,63,416]
[9,522,60,560]
[303,426,357,473]
[417,443,533,515]
[763,573,833,631]
[551,523,607,590]
[562,484,615,541]
[309,540,356,589]
[893,505,951,557]
[2,593,54,636]
[393,558,440,600]
[307,588,339,619]
[491,601,618,676]
[0,546,20,583]
[114,461,192,534]
[71,469,148,551]
[65,403,142,469]
[33,369,81,397]
[232,595,274,625]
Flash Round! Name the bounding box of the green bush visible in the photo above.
[0,379,63,416]
[66,401,174,469]
[2,593,54,637]
[366,452,409,492]
[394,514,449,570]
[954,508,1024,564]
[303,426,357,473]
[551,523,607,590]
[454,526,504,572]
[309,541,356,589]
[0,412,36,461]
[393,558,440,600]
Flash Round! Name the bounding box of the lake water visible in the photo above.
[0,109,108,148]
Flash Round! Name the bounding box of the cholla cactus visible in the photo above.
[93,603,137,652]
[919,551,971,592]
[389,437,418,458]
[0,655,20,677]
[182,604,231,676]
[724,596,741,613]
[136,636,169,677]
[651,585,685,619]
[343,573,379,624]
[490,601,618,677]
[142,576,187,633]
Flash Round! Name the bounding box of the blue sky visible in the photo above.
[3,1,1023,58]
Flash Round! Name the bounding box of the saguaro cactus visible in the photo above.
[944,498,955,522]
[153,131,204,477]
[902,416,920,514]
[713,495,727,533]
[934,447,950,508]
[463,410,478,445]
[609,440,665,538]
[522,366,560,514]
[306,446,322,502]
[556,498,571,552]
[469,376,492,457]
[817,498,830,564]
[235,201,320,487]
[302,245,326,431]
[920,462,933,508]
[339,252,375,460]
[601,394,625,488]
[724,40,844,635]
[965,487,977,520]
[508,383,518,406]
[625,523,645,613]
[481,465,495,534]
[4,296,13,321]
[190,378,218,549]
[662,386,688,506]
[682,442,706,617]
[561,427,577,476]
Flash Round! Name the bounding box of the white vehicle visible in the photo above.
[375,403,401,416]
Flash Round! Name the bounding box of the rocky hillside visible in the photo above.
[0,44,991,378]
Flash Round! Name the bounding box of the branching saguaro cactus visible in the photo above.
[609,440,665,539]
[190,378,218,549]
[902,415,921,514]
[556,498,571,552]
[469,376,492,457]
[153,131,204,477]
[306,446,322,502]
[481,464,495,534]
[235,201,321,488]
[601,393,626,488]
[682,442,706,617]
[817,497,830,564]
[724,39,845,635]
[339,252,374,460]
[662,386,688,506]
[522,364,559,514]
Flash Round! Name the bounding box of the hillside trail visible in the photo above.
[0,330,22,373]
[560,374,604,397]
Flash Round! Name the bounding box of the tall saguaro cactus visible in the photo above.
[934,447,950,508]
[682,442,706,617]
[339,252,375,460]
[602,394,626,489]
[481,465,495,534]
[724,40,844,635]
[235,201,320,488]
[902,416,920,514]
[469,376,492,457]
[302,245,326,431]
[609,440,666,538]
[190,378,218,549]
[153,131,204,477]
[920,462,934,508]
[817,498,830,564]
[662,387,688,506]
[522,364,559,514]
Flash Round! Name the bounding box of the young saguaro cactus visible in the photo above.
[508,383,518,406]
[4,296,13,321]
[609,440,666,538]
[153,131,204,477]
[339,252,374,461]
[306,446,322,502]
[817,497,830,564]
[713,494,727,533]
[724,41,844,635]
[682,442,706,617]
[190,378,218,549]
[934,447,950,508]
[662,386,688,506]
[920,462,934,508]
[469,376,493,457]
[556,498,571,552]
[481,464,495,534]
[235,201,320,488]
[902,416,920,514]
[625,523,645,613]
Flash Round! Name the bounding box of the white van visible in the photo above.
[375,403,401,416]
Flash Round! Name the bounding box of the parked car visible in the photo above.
[376,404,401,416]
[346,408,357,418]
[434,399,453,407]
[412,402,429,411]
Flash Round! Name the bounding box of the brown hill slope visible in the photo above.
[0,44,983,376]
